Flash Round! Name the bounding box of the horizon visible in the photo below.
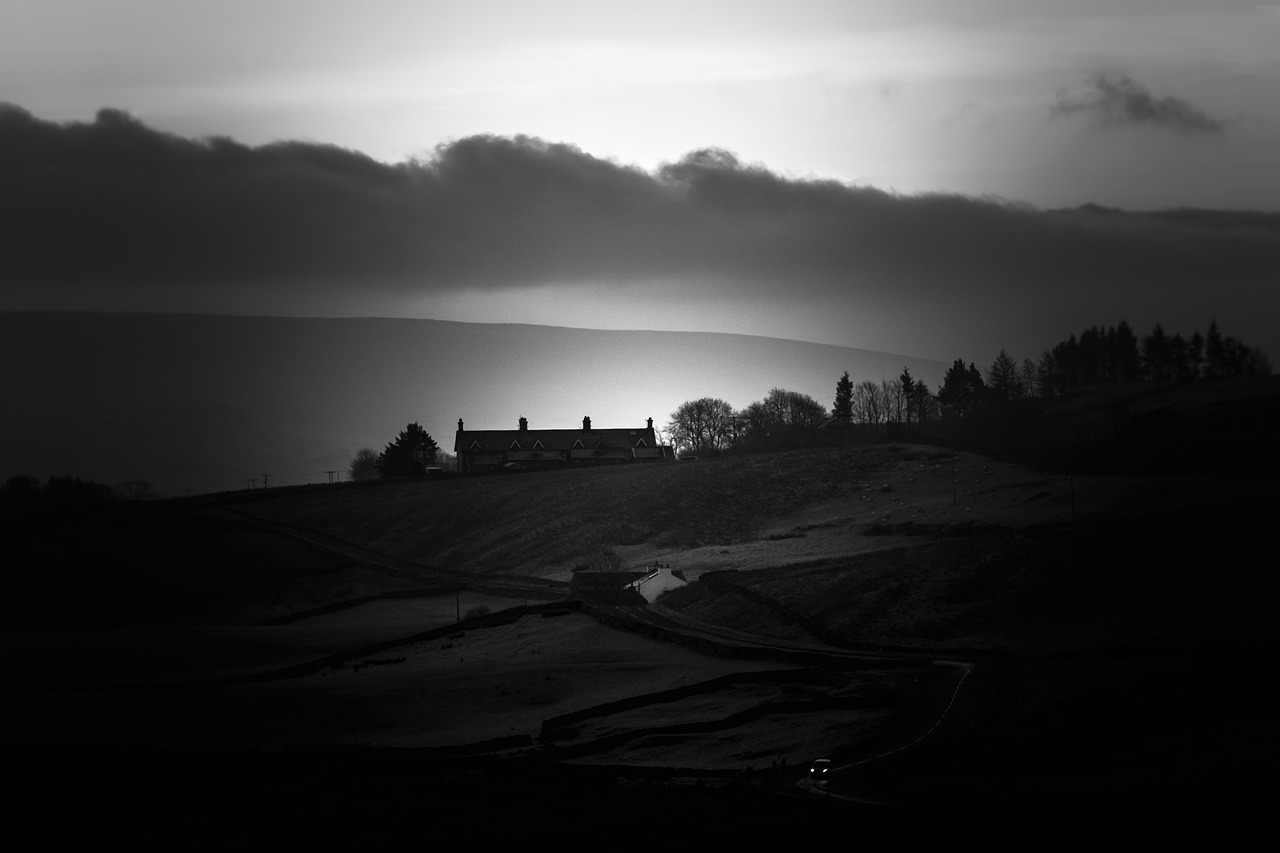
[4,2,1278,494]
[3,310,1268,499]
[0,313,956,496]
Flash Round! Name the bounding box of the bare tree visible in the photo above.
[349,447,379,482]
[1020,359,1037,398]
[739,388,827,449]
[666,397,736,454]
[853,380,884,427]
[882,377,905,426]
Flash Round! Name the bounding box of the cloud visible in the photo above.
[1050,74,1224,134]
[3,102,1278,362]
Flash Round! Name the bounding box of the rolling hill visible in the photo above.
[0,311,948,497]
[3,375,1276,844]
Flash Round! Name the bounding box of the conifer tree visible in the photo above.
[376,422,439,478]
[832,371,853,425]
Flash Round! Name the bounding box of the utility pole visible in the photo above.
[262,474,270,488]
[248,478,257,490]
[1069,456,1077,524]
[325,470,337,483]
[952,455,958,506]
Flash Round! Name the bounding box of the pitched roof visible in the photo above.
[455,425,656,453]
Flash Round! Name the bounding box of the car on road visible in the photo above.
[809,758,831,787]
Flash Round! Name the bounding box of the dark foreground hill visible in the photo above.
[3,382,1277,843]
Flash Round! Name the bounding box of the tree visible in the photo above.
[898,367,915,426]
[1186,331,1205,380]
[882,378,905,426]
[1204,319,1226,378]
[739,388,827,449]
[376,423,439,478]
[666,397,736,454]
[987,348,1023,402]
[832,371,853,425]
[1036,349,1059,397]
[1141,323,1172,380]
[0,475,42,516]
[1020,358,1037,399]
[113,479,158,501]
[937,359,986,418]
[349,447,380,482]
[1113,320,1141,383]
[852,380,884,427]
[911,380,936,425]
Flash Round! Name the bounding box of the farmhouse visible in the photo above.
[453,416,674,474]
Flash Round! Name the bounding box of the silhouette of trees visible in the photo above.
[1039,321,1142,394]
[1035,349,1057,397]
[0,475,42,515]
[937,360,986,418]
[1019,358,1037,399]
[667,397,736,454]
[898,367,916,427]
[1030,318,1266,396]
[113,479,158,501]
[831,371,853,426]
[986,348,1023,402]
[850,380,883,428]
[376,423,438,478]
[1,474,117,516]
[1202,319,1270,378]
[349,447,380,482]
[880,377,905,426]
[912,378,937,425]
[739,388,827,449]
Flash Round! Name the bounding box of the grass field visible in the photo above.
[4,379,1277,842]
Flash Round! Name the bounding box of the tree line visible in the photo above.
[0,474,156,516]
[944,318,1271,412]
[665,318,1270,454]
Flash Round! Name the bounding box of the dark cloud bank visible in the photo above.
[3,103,1278,358]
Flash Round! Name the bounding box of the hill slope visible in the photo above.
[4,433,1276,841]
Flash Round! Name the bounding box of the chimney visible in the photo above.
[457,418,464,432]
[518,416,528,431]
[646,417,653,430]
[582,416,592,431]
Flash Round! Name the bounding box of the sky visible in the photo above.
[4,0,1279,367]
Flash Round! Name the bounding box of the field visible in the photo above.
[4,381,1278,843]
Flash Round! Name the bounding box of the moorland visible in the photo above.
[4,376,1278,845]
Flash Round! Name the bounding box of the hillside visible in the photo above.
[4,381,1277,843]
